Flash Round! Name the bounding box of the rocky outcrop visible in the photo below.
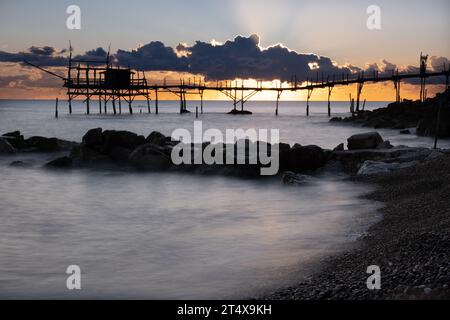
[333,89,450,138]
[19,128,444,178]
[331,146,447,174]
[2,130,77,152]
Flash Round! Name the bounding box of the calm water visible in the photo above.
[0,100,446,299]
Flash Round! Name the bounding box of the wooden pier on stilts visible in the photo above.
[24,53,450,117]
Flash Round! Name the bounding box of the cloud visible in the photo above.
[115,41,188,71]
[0,35,448,85]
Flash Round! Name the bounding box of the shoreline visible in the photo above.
[264,154,450,300]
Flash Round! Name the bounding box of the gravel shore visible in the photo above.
[265,153,450,300]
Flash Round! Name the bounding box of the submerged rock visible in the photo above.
[282,171,314,185]
[228,109,252,115]
[45,156,73,168]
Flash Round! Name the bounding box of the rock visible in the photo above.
[424,150,445,161]
[129,143,171,170]
[145,131,165,145]
[227,109,252,115]
[333,143,344,151]
[82,128,103,147]
[23,136,61,152]
[9,160,28,167]
[79,145,110,162]
[292,143,302,149]
[357,160,419,176]
[329,117,342,122]
[377,140,393,149]
[45,156,73,168]
[102,130,145,150]
[282,172,314,185]
[109,146,132,162]
[347,132,383,150]
[2,130,23,139]
[276,142,291,153]
[0,137,16,154]
[400,129,411,134]
[280,145,327,173]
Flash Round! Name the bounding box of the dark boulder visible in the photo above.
[400,129,411,134]
[347,132,383,150]
[82,128,103,147]
[280,145,327,173]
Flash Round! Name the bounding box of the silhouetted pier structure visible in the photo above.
[25,53,450,117]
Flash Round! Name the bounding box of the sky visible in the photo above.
[0,0,449,100]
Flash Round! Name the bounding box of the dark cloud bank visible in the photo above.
[1,34,448,84]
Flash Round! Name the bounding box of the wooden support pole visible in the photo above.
[98,94,102,114]
[112,95,117,115]
[155,88,159,114]
[128,95,133,114]
[200,90,203,114]
[118,95,122,114]
[241,81,244,111]
[356,82,363,113]
[55,97,59,118]
[327,86,333,117]
[434,97,445,149]
[147,89,151,113]
[179,90,183,114]
[104,96,108,114]
[86,66,90,115]
[196,106,198,118]
[275,90,281,116]
[68,95,72,114]
[306,88,313,116]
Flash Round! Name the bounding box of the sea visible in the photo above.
[0,99,447,299]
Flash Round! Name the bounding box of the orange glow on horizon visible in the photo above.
[0,66,446,102]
